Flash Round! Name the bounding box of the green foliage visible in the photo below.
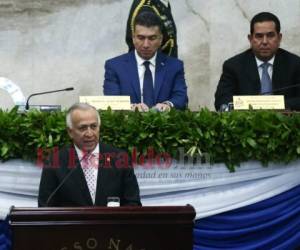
[0,107,23,160]
[0,108,70,161]
[0,108,299,170]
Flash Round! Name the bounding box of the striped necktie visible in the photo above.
[260,62,272,94]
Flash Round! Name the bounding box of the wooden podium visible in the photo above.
[9,206,196,250]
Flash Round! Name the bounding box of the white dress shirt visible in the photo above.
[255,56,275,80]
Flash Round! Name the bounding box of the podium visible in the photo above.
[9,206,196,250]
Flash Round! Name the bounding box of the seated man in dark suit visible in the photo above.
[38,103,141,207]
[103,11,188,112]
[215,12,300,111]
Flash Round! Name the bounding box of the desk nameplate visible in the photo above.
[80,96,131,110]
[233,95,285,110]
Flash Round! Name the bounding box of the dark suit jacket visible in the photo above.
[214,48,300,111]
[103,51,188,109]
[38,143,141,207]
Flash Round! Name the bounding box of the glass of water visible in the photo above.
[107,197,120,207]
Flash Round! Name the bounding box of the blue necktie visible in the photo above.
[143,61,154,107]
[260,62,272,94]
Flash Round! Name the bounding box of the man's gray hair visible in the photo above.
[66,103,101,129]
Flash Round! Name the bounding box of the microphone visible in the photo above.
[25,87,74,110]
[218,102,234,112]
[261,83,300,95]
[45,151,91,206]
[45,167,77,206]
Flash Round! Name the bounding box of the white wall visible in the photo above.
[0,0,300,110]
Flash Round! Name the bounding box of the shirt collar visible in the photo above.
[255,55,275,67]
[134,50,157,67]
[74,143,99,161]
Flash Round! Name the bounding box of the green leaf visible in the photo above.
[1,145,9,157]
[247,138,257,148]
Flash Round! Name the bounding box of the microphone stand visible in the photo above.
[25,87,74,110]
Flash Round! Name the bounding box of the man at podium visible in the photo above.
[215,12,300,111]
[38,103,141,207]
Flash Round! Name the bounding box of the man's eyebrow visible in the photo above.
[255,31,276,34]
[78,122,98,127]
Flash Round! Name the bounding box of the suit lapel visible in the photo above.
[272,49,285,90]
[70,149,94,205]
[95,143,113,206]
[154,52,167,101]
[126,51,141,103]
[95,143,103,204]
[244,50,261,94]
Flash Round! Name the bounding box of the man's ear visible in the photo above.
[132,31,137,45]
[247,34,252,42]
[159,35,163,44]
[67,127,73,138]
[278,32,282,42]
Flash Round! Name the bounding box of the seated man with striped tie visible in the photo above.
[103,11,188,112]
[38,103,141,207]
[214,12,300,111]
